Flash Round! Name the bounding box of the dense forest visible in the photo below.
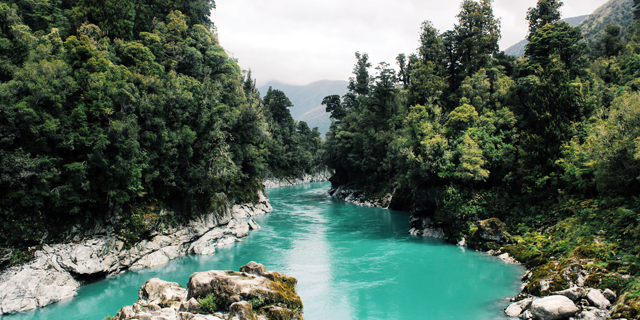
[0,0,321,251]
[323,0,640,318]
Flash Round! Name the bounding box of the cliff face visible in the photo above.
[262,169,333,189]
[0,192,271,315]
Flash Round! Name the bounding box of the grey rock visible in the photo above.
[586,289,610,309]
[530,295,579,320]
[575,306,609,320]
[603,288,617,303]
[519,309,534,319]
[553,287,586,301]
[229,301,255,320]
[263,169,333,189]
[0,192,272,315]
[114,263,303,320]
[476,218,506,242]
[505,298,533,317]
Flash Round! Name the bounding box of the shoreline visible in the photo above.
[262,169,333,189]
[327,185,618,319]
[0,192,271,315]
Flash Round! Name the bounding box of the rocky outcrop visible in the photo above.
[0,192,271,315]
[262,169,333,189]
[476,218,506,242]
[113,262,303,320]
[328,186,393,208]
[504,288,615,319]
[530,295,580,320]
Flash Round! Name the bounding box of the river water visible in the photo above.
[5,182,524,320]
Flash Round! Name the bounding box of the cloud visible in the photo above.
[212,0,608,86]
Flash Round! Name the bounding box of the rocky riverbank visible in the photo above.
[263,169,333,189]
[0,192,271,315]
[112,262,303,320]
[327,185,629,320]
[327,186,393,208]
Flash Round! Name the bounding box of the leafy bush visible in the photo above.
[197,293,218,313]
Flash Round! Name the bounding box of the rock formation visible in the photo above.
[504,288,615,319]
[113,262,303,320]
[262,169,333,189]
[0,192,271,315]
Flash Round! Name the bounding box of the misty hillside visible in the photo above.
[504,15,589,56]
[259,80,349,137]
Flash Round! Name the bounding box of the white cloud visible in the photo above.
[211,0,609,86]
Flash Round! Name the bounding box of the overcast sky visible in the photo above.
[211,0,608,86]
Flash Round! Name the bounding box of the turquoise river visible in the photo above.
[4,182,525,320]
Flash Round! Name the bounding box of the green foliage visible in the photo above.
[323,1,640,316]
[560,92,640,195]
[526,0,563,40]
[0,2,320,248]
[197,293,218,313]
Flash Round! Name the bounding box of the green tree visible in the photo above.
[594,24,625,57]
[526,0,563,40]
[451,0,501,81]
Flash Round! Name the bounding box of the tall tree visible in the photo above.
[526,0,563,40]
[451,0,501,81]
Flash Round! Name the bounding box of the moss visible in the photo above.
[261,305,303,320]
[197,293,219,313]
[248,296,266,309]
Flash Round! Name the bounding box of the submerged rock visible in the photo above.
[113,262,303,320]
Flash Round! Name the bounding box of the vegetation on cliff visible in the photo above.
[0,0,321,255]
[323,0,640,317]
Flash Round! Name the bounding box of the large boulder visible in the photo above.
[529,295,579,320]
[552,287,586,302]
[586,289,611,309]
[114,262,303,320]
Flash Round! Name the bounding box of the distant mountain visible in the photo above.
[504,39,528,57]
[258,80,349,138]
[504,15,589,57]
[578,0,634,47]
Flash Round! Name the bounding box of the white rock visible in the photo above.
[586,289,610,309]
[0,193,272,315]
[575,306,609,320]
[505,298,533,317]
[247,218,261,230]
[130,250,170,270]
[498,253,519,264]
[552,287,585,301]
[530,295,579,320]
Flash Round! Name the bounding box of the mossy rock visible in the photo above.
[611,294,640,319]
[476,218,506,242]
[262,305,303,320]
